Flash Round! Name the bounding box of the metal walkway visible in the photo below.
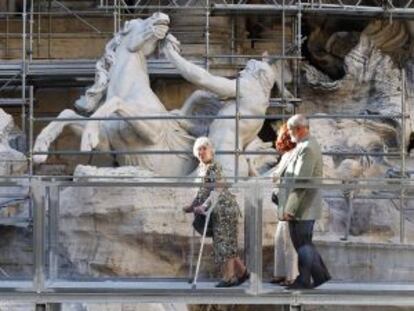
[3,280,414,305]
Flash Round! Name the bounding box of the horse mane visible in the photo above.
[74,21,134,114]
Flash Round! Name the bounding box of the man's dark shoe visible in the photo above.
[313,275,331,288]
[285,281,313,290]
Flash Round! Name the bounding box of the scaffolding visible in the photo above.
[0,0,413,307]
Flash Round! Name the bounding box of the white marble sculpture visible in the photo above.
[162,34,293,177]
[33,13,292,177]
[0,108,26,176]
[33,12,200,176]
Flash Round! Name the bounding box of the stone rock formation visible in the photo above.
[299,20,414,242]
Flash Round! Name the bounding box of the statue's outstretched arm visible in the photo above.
[162,35,236,99]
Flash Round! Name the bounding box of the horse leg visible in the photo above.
[33,109,86,163]
[81,96,164,151]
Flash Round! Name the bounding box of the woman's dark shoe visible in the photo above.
[270,276,286,284]
[182,205,194,213]
[280,279,294,286]
[236,270,250,286]
[215,278,238,288]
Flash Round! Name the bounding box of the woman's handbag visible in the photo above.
[271,191,279,206]
[192,212,213,237]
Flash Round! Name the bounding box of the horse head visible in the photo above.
[123,12,170,56]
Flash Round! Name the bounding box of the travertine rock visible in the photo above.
[300,21,414,241]
[58,165,247,278]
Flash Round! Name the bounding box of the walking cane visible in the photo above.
[188,228,195,283]
[191,202,216,290]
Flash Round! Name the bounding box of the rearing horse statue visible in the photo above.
[33,12,198,176]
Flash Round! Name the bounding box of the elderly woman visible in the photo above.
[183,137,249,287]
[270,123,300,285]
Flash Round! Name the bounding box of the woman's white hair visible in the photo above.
[193,136,215,159]
[287,114,309,129]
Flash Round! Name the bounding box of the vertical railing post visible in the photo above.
[255,182,263,293]
[245,181,262,295]
[48,184,60,282]
[33,181,46,293]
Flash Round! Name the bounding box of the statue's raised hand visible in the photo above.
[162,33,181,54]
[151,23,169,40]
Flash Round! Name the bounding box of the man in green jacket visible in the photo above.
[280,114,330,289]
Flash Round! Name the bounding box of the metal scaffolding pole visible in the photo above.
[400,68,407,243]
[118,0,122,33]
[205,0,210,71]
[235,74,240,182]
[29,0,34,61]
[48,0,52,58]
[211,3,414,17]
[295,1,302,101]
[32,113,407,122]
[29,86,34,176]
[21,0,27,141]
[113,0,118,34]
[281,0,286,100]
